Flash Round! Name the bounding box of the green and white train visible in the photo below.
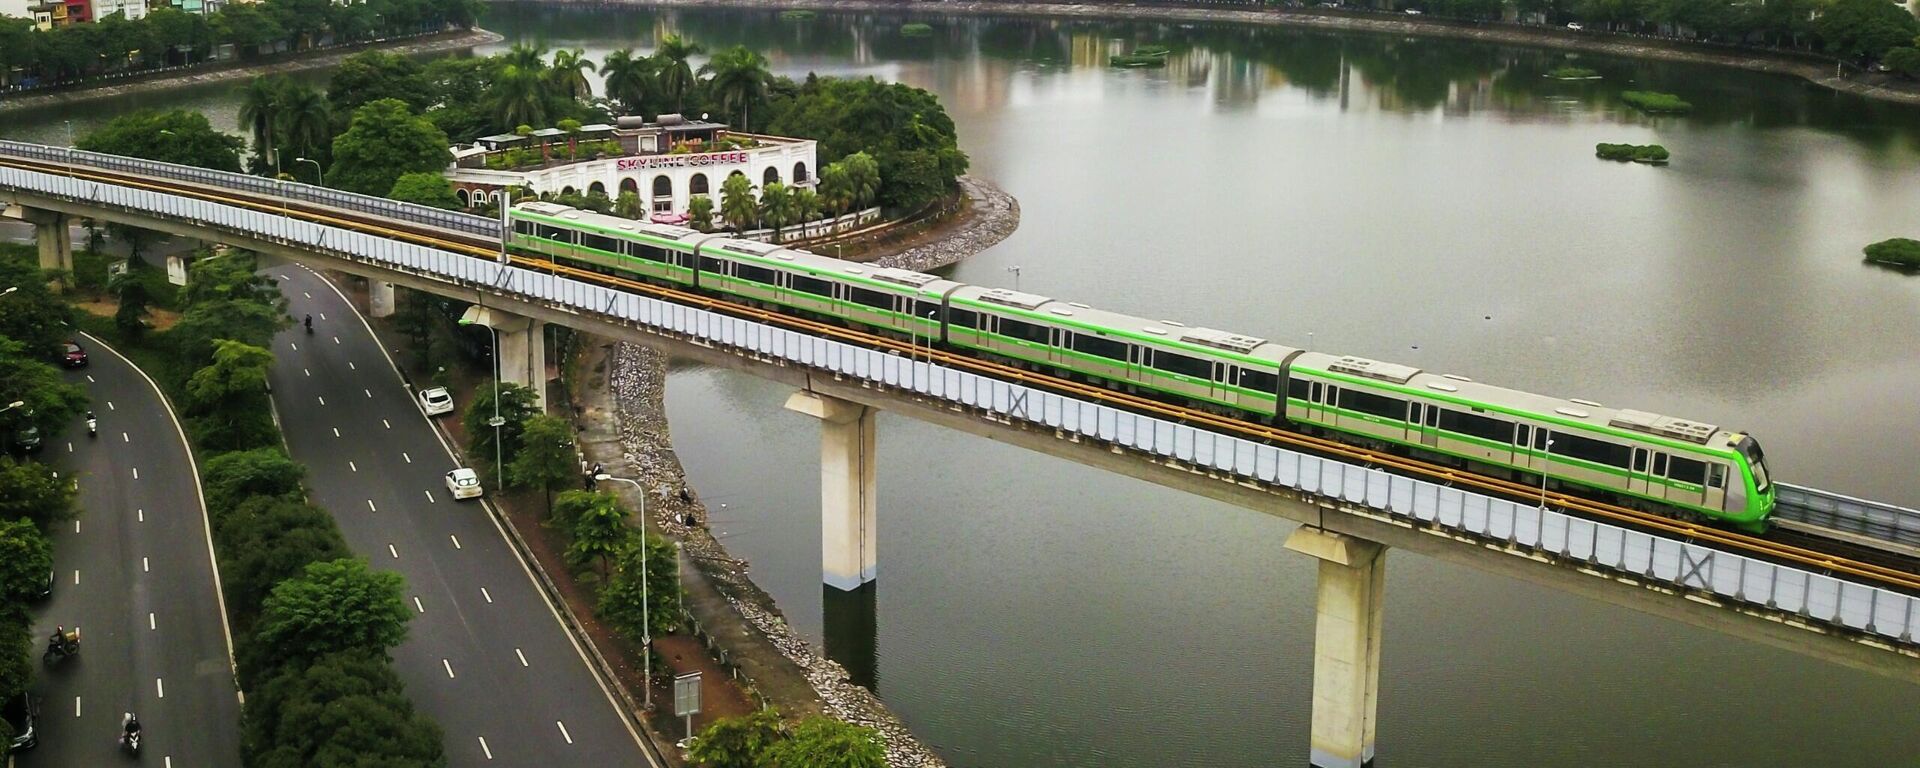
[509,201,1777,529]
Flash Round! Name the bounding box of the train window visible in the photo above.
[699,256,728,274]
[514,220,536,237]
[1707,464,1726,488]
[998,318,1052,345]
[672,251,696,270]
[538,226,575,244]
[1667,456,1707,485]
[635,244,670,263]
[1072,334,1129,362]
[1339,388,1405,420]
[1155,352,1213,380]
[1534,429,1548,451]
[1239,368,1279,393]
[736,264,777,285]
[1438,409,1512,443]
[1632,449,1647,473]
[1288,378,1310,401]
[1549,433,1631,468]
[1653,453,1668,477]
[581,233,621,254]
[914,300,943,321]
[1310,381,1323,403]
[948,308,978,329]
[790,274,833,296]
[849,287,895,311]
[1517,424,1532,447]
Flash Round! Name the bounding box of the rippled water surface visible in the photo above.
[12,6,1920,766]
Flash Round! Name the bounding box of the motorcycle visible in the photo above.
[122,729,142,757]
[87,417,97,437]
[43,629,78,666]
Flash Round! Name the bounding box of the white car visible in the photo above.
[1566,22,1583,30]
[445,468,483,500]
[1404,7,1422,13]
[419,387,454,416]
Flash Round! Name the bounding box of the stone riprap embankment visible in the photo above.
[869,175,1020,272]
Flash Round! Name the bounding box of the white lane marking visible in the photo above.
[73,520,79,533]
[73,570,79,585]
[303,291,312,299]
[289,341,298,351]
[425,490,436,504]
[367,500,378,513]
[332,336,341,345]
[278,273,289,280]
[166,757,173,768]
[317,396,326,406]
[121,432,129,443]
[86,374,94,383]
[319,313,327,321]
[66,442,72,453]
[442,659,455,679]
[481,587,493,604]
[364,388,372,399]
[137,509,144,522]
[388,544,398,559]
[149,612,156,630]
[332,427,341,438]
[106,401,115,411]
[348,361,356,370]
[142,557,149,573]
[515,648,528,667]
[478,736,493,760]
[403,452,412,463]
[413,597,424,614]
[349,460,358,473]
[156,678,164,698]
[449,534,460,550]
[383,419,392,430]
[556,721,572,745]
[131,467,138,479]
[74,696,80,717]
[304,368,310,377]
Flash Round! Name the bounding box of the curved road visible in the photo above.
[27,334,242,767]
[262,262,657,766]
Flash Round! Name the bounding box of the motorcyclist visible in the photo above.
[121,712,141,747]
[304,313,313,333]
[86,410,97,436]
[49,625,77,654]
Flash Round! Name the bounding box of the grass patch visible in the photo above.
[1547,66,1600,79]
[1620,90,1692,114]
[1864,238,1920,269]
[900,22,933,36]
[779,9,815,21]
[1110,45,1172,68]
[1595,143,1671,164]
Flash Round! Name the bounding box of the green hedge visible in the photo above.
[1864,238,1920,269]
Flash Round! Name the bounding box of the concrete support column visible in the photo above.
[783,391,877,591]
[368,281,396,318]
[22,208,73,292]
[497,317,547,413]
[1285,527,1386,768]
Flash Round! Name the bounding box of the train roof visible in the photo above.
[511,202,710,247]
[1291,351,1745,452]
[706,239,966,296]
[947,285,1303,367]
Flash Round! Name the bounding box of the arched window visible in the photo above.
[619,177,639,196]
[561,186,578,197]
[457,189,472,207]
[652,175,674,213]
[763,167,780,186]
[588,181,607,198]
[792,162,808,183]
[690,173,710,196]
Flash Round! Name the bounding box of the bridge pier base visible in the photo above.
[367,281,395,318]
[498,317,547,413]
[784,391,877,591]
[21,207,72,292]
[1286,527,1385,768]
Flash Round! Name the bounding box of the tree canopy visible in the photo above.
[248,558,412,676]
[0,520,51,606]
[764,77,967,209]
[76,109,245,172]
[388,172,464,210]
[329,98,452,196]
[0,456,77,530]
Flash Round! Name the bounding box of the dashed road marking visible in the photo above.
[332,336,341,345]
[425,490,436,504]
[303,368,310,377]
[137,509,144,523]
[73,520,79,533]
[478,737,493,760]
[442,659,455,679]
[319,313,327,321]
[156,678,164,698]
[149,613,156,630]
[403,452,412,464]
[121,432,129,443]
[383,419,392,429]
[332,427,341,438]
[388,543,398,559]
[348,361,356,370]
[72,570,79,585]
[515,648,528,667]
[367,500,378,513]
[107,401,115,411]
[131,467,138,480]
[349,460,358,472]
[74,696,80,717]
[365,388,373,399]
[317,396,326,406]
[142,557,149,573]
[86,374,95,383]
[413,597,424,614]
[556,721,572,745]
[449,534,460,549]
[290,341,298,351]
[303,291,312,299]
[481,587,493,604]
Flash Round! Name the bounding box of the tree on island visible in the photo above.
[653,34,706,113]
[329,99,451,196]
[701,46,772,131]
[76,110,244,172]
[720,173,759,233]
[601,48,658,115]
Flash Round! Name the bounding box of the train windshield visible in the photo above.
[1737,437,1771,493]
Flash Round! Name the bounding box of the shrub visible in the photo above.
[1547,66,1599,79]
[1864,238,1920,268]
[900,22,933,36]
[1620,90,1692,114]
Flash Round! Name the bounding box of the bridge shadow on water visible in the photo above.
[823,582,880,693]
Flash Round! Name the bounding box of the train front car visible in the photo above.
[1725,432,1776,530]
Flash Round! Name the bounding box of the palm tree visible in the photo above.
[719,173,757,233]
[277,83,331,170]
[238,76,283,172]
[548,48,597,103]
[700,46,771,130]
[758,181,796,241]
[652,34,704,113]
[817,162,852,218]
[600,48,656,115]
[842,151,880,210]
[504,42,548,74]
[492,64,548,131]
[687,195,715,232]
[792,187,821,229]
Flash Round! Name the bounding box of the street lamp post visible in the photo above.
[63,120,72,147]
[594,473,651,710]
[295,157,323,186]
[1540,435,1555,511]
[1005,264,1022,292]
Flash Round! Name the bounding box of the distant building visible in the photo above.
[90,0,143,21]
[446,114,819,218]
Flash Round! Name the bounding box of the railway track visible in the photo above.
[7,151,1918,596]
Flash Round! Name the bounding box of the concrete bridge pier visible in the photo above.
[1286,527,1386,768]
[20,207,73,291]
[783,391,877,591]
[460,305,548,412]
[368,281,396,318]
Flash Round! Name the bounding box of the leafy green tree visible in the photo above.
[842,151,881,210]
[490,63,549,133]
[549,48,598,103]
[879,150,948,211]
[278,81,332,170]
[793,187,821,226]
[0,520,50,605]
[720,173,758,233]
[215,496,350,632]
[462,380,540,480]
[758,181,797,241]
[0,613,28,703]
[817,162,852,218]
[182,249,282,308]
[1885,45,1920,78]
[597,530,681,642]
[509,414,578,513]
[0,457,77,529]
[239,76,285,170]
[213,3,285,58]
[171,252,287,372]
[111,270,153,337]
[1814,0,1919,60]
[0,257,78,360]
[615,190,645,219]
[387,172,463,210]
[76,110,244,172]
[688,708,784,768]
[701,46,772,130]
[248,558,411,676]
[687,195,715,232]
[200,447,307,515]
[392,288,441,368]
[242,649,445,768]
[566,493,632,579]
[0,338,89,447]
[327,50,431,116]
[329,99,452,197]
[548,489,608,530]
[602,48,657,115]
[185,339,277,451]
[653,34,705,113]
[765,717,887,768]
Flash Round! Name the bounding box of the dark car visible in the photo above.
[14,424,41,454]
[3,692,37,752]
[63,340,87,368]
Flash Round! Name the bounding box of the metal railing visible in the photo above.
[3,153,1918,650]
[1777,483,1920,553]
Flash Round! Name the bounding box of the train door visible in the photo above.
[1628,448,1652,497]
[1129,346,1151,389]
[1051,328,1071,369]
[1409,402,1439,447]
[1213,362,1232,405]
[1308,381,1338,426]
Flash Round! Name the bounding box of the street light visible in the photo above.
[458,304,507,491]
[1539,435,1555,511]
[1005,264,1022,292]
[63,120,72,147]
[0,401,25,413]
[1,287,17,297]
[296,157,323,187]
[593,472,652,711]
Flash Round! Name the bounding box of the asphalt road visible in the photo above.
[26,333,242,767]
[263,262,658,766]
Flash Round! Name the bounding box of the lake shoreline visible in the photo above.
[508,0,1920,107]
[0,28,505,114]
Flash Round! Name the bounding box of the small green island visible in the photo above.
[1863,238,1920,269]
[1596,143,1671,164]
[1621,90,1693,114]
[900,22,933,36]
[1110,44,1172,68]
[780,9,817,21]
[1547,66,1600,80]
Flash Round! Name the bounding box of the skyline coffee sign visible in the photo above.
[615,151,752,172]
